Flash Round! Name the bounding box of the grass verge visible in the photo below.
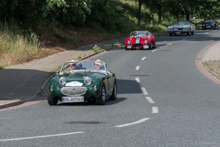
[203,60,220,79]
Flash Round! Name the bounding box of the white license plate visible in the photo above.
[62,96,84,102]
[206,26,210,28]
[136,47,139,49]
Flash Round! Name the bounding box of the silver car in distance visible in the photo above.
[167,20,196,36]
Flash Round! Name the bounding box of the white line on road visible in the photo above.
[141,87,148,95]
[115,118,150,127]
[204,32,208,34]
[146,97,155,103]
[167,43,172,45]
[136,66,140,70]
[135,77,140,83]
[141,57,146,60]
[0,132,85,142]
[152,49,157,52]
[152,107,159,113]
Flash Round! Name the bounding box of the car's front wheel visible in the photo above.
[96,85,106,105]
[149,41,152,49]
[109,81,117,100]
[48,95,58,105]
[125,46,128,50]
[153,40,156,48]
[169,33,172,36]
[187,30,190,35]
[191,31,194,35]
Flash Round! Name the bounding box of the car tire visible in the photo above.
[96,85,106,105]
[191,31,194,35]
[149,42,152,49]
[214,25,216,30]
[125,46,128,50]
[169,33,172,36]
[153,40,156,48]
[187,31,190,35]
[109,81,117,100]
[48,95,58,105]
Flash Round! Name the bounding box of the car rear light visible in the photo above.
[50,89,53,92]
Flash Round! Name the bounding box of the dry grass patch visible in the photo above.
[203,60,220,79]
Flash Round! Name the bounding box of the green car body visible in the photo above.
[48,60,117,105]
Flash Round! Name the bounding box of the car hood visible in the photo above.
[168,24,191,28]
[129,36,149,44]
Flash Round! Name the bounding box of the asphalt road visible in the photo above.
[1,30,220,147]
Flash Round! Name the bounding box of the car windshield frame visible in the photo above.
[59,60,107,75]
[205,19,215,22]
[130,31,150,37]
[172,21,190,25]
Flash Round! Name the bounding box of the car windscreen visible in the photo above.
[60,61,106,74]
[205,19,213,22]
[130,31,149,36]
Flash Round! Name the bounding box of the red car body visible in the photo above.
[125,31,156,50]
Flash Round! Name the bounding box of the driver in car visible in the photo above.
[65,60,76,73]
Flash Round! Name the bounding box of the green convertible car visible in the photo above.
[48,60,117,105]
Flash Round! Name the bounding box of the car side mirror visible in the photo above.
[106,72,111,78]
[56,70,60,75]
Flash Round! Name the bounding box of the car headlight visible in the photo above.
[59,77,66,85]
[144,40,148,44]
[84,77,92,85]
[127,41,131,45]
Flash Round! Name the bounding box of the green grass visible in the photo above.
[0,61,9,69]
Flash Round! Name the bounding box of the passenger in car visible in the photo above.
[94,59,113,76]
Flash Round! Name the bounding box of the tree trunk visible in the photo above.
[158,4,162,24]
[186,13,190,21]
[176,12,179,21]
[138,0,142,25]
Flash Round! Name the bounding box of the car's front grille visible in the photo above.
[60,87,87,96]
[178,28,183,30]
[133,44,142,47]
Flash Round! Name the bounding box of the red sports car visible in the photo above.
[125,31,156,50]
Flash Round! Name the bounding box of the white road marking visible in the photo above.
[115,118,150,127]
[152,107,159,113]
[0,132,85,142]
[141,87,148,95]
[135,77,140,83]
[152,49,157,52]
[136,66,140,70]
[141,57,146,60]
[167,43,172,45]
[204,32,208,34]
[146,97,155,103]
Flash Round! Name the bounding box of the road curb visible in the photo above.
[195,40,220,85]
